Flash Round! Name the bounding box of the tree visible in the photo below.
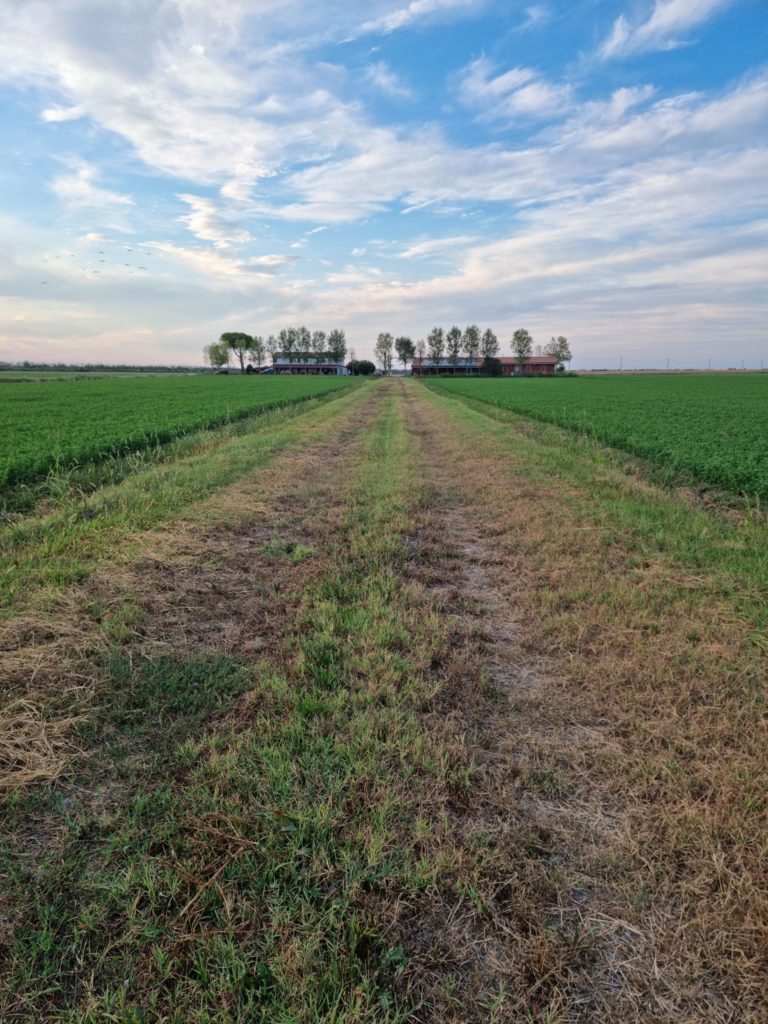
[327,329,347,365]
[266,335,279,364]
[347,358,376,376]
[427,327,444,367]
[250,336,265,368]
[375,332,394,373]
[481,356,502,376]
[446,326,463,370]
[220,332,254,374]
[395,335,415,371]
[481,328,499,360]
[545,335,572,366]
[278,327,298,361]
[296,326,311,362]
[312,330,327,355]
[204,341,230,370]
[415,338,426,360]
[462,324,481,364]
[512,328,533,374]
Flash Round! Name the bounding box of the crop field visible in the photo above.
[429,373,768,499]
[0,374,353,489]
[2,379,766,1023]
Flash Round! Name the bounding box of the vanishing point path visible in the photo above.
[2,379,765,1022]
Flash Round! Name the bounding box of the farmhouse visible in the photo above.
[411,356,559,376]
[265,352,349,375]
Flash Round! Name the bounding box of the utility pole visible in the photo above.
[619,355,623,371]
[666,358,670,371]
[708,358,711,370]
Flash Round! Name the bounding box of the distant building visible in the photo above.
[411,356,558,376]
[264,352,349,376]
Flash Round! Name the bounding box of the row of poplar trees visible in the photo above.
[375,327,571,372]
[205,327,347,373]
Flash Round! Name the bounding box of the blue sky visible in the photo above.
[0,0,766,367]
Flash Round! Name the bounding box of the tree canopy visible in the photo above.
[375,332,394,373]
[427,327,445,365]
[204,341,230,369]
[347,359,376,375]
[395,336,415,369]
[220,332,254,373]
[512,328,533,365]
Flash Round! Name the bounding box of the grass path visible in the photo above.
[403,379,766,1020]
[1,379,766,1022]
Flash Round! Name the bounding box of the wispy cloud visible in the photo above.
[599,0,735,59]
[50,161,133,216]
[519,5,549,30]
[457,58,572,121]
[365,61,413,99]
[177,194,252,248]
[358,0,483,35]
[399,235,479,259]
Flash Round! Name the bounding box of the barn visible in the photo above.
[411,356,558,376]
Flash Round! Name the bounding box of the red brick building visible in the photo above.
[411,356,558,376]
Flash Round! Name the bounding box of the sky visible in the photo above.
[0,0,766,369]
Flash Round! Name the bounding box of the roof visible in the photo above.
[273,352,344,365]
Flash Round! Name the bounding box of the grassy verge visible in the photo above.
[423,381,768,629]
[1,387,482,1022]
[0,384,366,614]
[410,380,767,1018]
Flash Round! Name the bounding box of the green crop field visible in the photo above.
[428,373,768,500]
[0,374,353,489]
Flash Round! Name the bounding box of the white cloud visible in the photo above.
[177,194,253,247]
[358,0,482,35]
[519,5,549,30]
[0,1,367,203]
[50,161,134,212]
[600,0,734,58]
[41,104,85,122]
[365,61,413,99]
[250,254,296,267]
[399,235,478,259]
[458,58,572,121]
[147,241,284,287]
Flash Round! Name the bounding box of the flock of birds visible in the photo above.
[40,245,154,285]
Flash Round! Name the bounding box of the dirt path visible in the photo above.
[397,378,765,1022]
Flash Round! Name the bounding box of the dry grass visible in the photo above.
[0,699,83,792]
[0,385,379,802]
[406,380,768,1020]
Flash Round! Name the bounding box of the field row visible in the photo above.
[0,375,354,490]
[429,374,768,500]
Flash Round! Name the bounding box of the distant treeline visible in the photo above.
[0,362,203,374]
